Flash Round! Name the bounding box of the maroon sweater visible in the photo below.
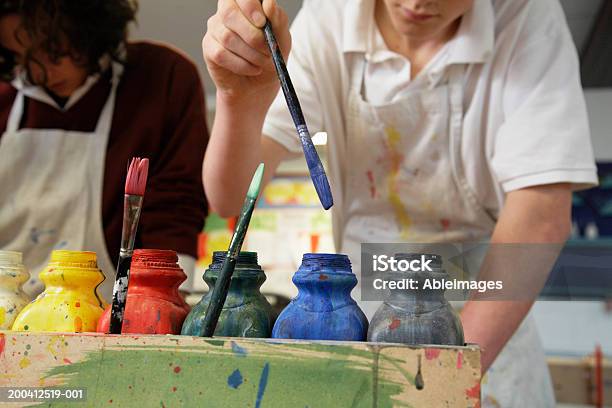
[0,42,209,264]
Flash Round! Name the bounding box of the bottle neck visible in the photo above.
[40,267,104,293]
[293,255,358,312]
[0,265,28,289]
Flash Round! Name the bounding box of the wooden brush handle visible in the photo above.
[200,257,237,337]
[109,255,132,334]
[262,20,308,132]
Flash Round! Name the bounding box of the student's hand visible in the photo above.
[204,0,291,106]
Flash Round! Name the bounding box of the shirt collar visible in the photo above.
[342,0,494,65]
[10,53,115,112]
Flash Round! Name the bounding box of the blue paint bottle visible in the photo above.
[272,253,368,341]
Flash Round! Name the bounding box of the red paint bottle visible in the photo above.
[97,250,190,334]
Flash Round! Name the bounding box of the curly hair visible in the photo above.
[0,0,138,83]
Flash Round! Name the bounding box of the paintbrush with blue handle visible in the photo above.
[260,12,333,210]
[199,163,265,337]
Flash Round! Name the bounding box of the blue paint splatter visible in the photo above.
[255,363,270,408]
[227,369,243,389]
[231,341,248,357]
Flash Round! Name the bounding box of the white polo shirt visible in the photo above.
[263,0,598,228]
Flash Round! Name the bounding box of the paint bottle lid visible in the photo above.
[132,249,180,269]
[49,250,98,270]
[394,253,443,269]
[0,250,23,267]
[302,253,351,271]
[211,251,258,266]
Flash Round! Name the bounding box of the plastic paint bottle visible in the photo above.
[272,253,368,341]
[0,251,30,330]
[181,251,273,338]
[367,253,464,346]
[12,250,107,332]
[97,249,190,334]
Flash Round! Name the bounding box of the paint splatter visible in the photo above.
[19,357,31,369]
[172,387,177,392]
[173,366,181,374]
[231,341,248,357]
[456,351,463,369]
[388,319,401,330]
[440,218,450,230]
[366,170,377,198]
[63,358,72,364]
[385,127,411,239]
[74,316,83,332]
[0,333,5,357]
[424,349,441,360]
[75,301,80,308]
[0,307,5,326]
[227,369,243,389]
[318,274,328,281]
[465,382,480,399]
[255,363,270,408]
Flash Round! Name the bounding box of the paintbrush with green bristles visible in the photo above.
[199,163,265,337]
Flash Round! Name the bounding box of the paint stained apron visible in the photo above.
[0,63,122,301]
[339,56,556,407]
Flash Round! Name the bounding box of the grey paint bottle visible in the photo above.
[367,253,464,346]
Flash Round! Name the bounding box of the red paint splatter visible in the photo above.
[466,382,480,399]
[172,387,177,392]
[108,400,113,404]
[74,316,83,332]
[388,319,401,330]
[425,349,441,360]
[173,366,181,374]
[456,351,463,369]
[75,301,80,308]
[0,333,5,357]
[319,274,328,281]
[63,358,72,364]
[440,218,450,230]
[366,170,377,198]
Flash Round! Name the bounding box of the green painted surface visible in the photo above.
[32,341,406,407]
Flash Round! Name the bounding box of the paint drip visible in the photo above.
[11,250,107,332]
[97,249,190,334]
[271,253,368,341]
[0,251,31,330]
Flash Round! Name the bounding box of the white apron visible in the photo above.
[338,55,556,407]
[0,64,122,301]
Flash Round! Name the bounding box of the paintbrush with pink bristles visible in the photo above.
[108,157,149,334]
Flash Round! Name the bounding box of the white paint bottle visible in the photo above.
[0,251,31,329]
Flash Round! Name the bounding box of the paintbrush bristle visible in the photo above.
[246,163,265,200]
[125,157,149,196]
[311,172,333,210]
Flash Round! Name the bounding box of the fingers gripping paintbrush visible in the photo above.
[199,163,265,337]
[260,13,333,210]
[108,157,149,334]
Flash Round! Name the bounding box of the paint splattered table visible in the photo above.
[0,332,481,407]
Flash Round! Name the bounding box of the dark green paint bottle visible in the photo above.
[181,252,273,338]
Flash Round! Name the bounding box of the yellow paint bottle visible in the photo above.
[0,251,30,329]
[12,250,108,332]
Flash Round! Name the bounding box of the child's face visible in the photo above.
[380,0,474,41]
[0,13,88,98]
